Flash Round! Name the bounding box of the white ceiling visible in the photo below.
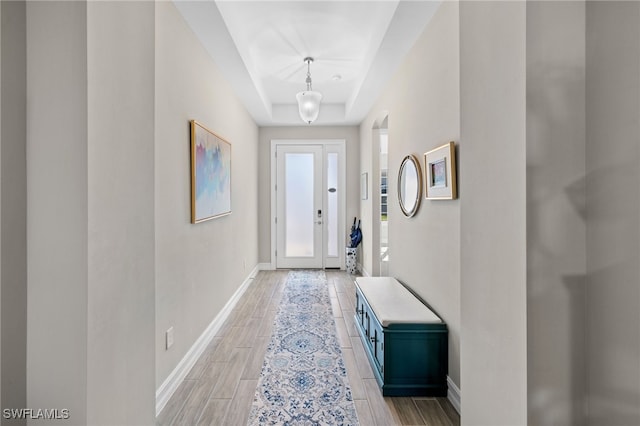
[174,1,441,126]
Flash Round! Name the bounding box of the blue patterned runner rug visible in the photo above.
[247,270,359,425]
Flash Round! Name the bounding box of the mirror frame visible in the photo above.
[397,154,423,218]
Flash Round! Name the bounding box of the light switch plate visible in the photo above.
[166,327,174,350]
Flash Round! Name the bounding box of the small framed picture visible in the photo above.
[424,141,457,200]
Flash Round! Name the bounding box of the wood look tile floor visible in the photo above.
[157,270,460,426]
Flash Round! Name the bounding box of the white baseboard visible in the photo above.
[258,262,273,271]
[359,265,370,277]
[447,376,461,415]
[155,264,259,416]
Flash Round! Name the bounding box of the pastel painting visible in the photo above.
[191,120,231,223]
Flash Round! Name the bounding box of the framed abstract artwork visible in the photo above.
[424,141,457,200]
[190,120,231,223]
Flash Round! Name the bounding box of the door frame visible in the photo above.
[270,139,346,270]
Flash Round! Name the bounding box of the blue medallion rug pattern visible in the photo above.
[247,270,359,425]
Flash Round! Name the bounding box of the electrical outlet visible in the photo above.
[166,327,174,350]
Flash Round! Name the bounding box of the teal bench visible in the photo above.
[354,276,448,396]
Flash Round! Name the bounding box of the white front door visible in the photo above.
[274,142,345,269]
[276,145,323,268]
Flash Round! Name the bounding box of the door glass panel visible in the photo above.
[285,153,314,257]
[327,153,338,257]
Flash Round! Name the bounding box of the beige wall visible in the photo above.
[26,2,158,424]
[460,2,528,423]
[526,2,587,424]
[526,3,640,424]
[586,2,640,424]
[86,2,157,423]
[26,2,90,423]
[155,1,259,388]
[1,1,27,421]
[257,126,360,265]
[0,1,2,413]
[360,1,461,388]
[461,2,640,423]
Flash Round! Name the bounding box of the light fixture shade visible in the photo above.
[296,90,322,124]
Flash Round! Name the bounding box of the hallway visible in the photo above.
[157,270,459,425]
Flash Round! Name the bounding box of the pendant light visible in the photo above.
[296,57,322,124]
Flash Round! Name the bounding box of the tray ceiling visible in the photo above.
[174,1,441,126]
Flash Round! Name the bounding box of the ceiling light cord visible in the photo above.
[305,57,313,91]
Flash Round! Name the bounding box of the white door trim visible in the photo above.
[270,139,346,270]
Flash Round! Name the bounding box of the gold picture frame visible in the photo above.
[190,120,232,223]
[424,141,457,200]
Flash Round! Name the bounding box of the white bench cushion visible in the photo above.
[355,277,441,327]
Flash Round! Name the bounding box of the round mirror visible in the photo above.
[398,155,423,217]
